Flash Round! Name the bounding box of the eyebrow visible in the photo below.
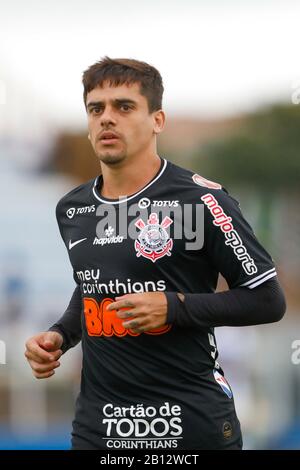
[86,98,138,110]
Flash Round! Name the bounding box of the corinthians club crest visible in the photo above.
[134,213,173,262]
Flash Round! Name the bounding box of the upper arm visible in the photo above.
[201,189,277,289]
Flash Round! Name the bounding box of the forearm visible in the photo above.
[165,278,286,328]
[48,285,82,353]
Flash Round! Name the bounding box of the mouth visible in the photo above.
[99,131,120,145]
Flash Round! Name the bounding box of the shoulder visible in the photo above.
[167,160,239,206]
[56,177,96,220]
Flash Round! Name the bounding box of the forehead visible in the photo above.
[86,81,146,105]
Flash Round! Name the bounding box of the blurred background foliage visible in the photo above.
[47,103,300,193]
[192,104,300,191]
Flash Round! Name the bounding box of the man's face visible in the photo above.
[86,81,163,165]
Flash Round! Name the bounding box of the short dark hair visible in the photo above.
[82,56,164,113]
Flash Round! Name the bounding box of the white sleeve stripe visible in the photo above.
[247,272,277,289]
[240,267,276,287]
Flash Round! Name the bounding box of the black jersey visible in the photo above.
[55,158,276,450]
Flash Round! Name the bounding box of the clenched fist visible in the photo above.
[25,331,63,379]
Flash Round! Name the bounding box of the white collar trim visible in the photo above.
[92,158,168,205]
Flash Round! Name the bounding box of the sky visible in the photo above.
[0,0,300,131]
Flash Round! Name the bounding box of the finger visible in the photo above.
[123,319,139,329]
[25,348,62,364]
[26,340,58,361]
[116,309,139,319]
[132,321,159,334]
[34,370,56,379]
[29,360,60,374]
[42,340,58,351]
[131,325,147,334]
[107,299,135,311]
[122,319,147,331]
[125,318,160,333]
[40,331,63,351]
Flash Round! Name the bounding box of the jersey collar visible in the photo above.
[92,158,168,205]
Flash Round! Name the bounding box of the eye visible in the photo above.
[92,107,102,114]
[120,104,131,112]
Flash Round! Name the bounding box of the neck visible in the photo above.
[100,152,162,200]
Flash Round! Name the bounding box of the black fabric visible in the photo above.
[49,158,284,450]
[50,278,286,354]
[165,278,286,328]
[48,285,82,353]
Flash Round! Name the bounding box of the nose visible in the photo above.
[100,105,117,127]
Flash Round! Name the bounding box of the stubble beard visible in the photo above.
[97,151,127,165]
[93,136,127,165]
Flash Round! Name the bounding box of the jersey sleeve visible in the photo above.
[201,188,277,289]
[56,200,81,286]
[56,199,67,248]
[48,284,82,353]
[49,200,82,352]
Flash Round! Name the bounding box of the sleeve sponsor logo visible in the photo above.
[66,208,76,219]
[192,174,222,190]
[201,193,258,275]
[138,198,179,209]
[66,205,95,219]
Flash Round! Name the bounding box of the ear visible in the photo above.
[88,134,91,140]
[153,110,165,135]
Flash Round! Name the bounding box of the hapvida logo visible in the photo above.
[84,297,171,337]
[93,226,124,246]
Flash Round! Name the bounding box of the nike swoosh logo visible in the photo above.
[68,238,87,250]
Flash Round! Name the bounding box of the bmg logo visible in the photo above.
[0,340,6,365]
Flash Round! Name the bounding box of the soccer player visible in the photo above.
[25,57,286,450]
